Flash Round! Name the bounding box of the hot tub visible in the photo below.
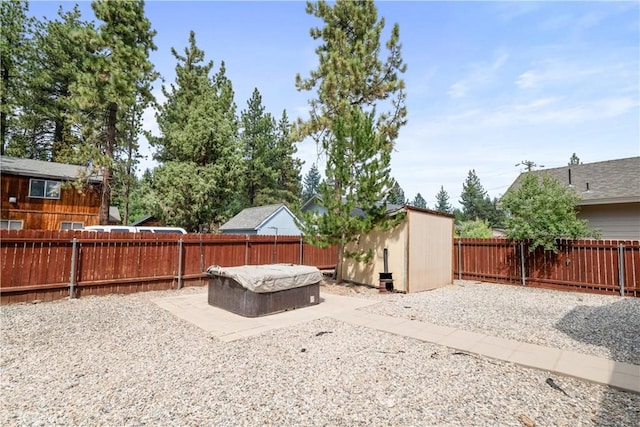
[206,264,322,317]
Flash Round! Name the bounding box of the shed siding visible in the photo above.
[1,174,101,230]
[578,203,640,240]
[407,210,453,292]
[343,221,407,291]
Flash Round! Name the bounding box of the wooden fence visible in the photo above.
[0,230,338,304]
[453,238,640,297]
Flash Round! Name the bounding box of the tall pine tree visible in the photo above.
[295,0,407,282]
[410,193,426,209]
[302,163,322,202]
[434,185,452,214]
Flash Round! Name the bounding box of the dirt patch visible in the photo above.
[320,278,380,296]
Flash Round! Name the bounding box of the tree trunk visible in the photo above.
[1,66,8,155]
[335,241,344,284]
[99,102,117,225]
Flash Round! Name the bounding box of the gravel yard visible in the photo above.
[1,281,638,426]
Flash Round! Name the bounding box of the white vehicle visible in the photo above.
[83,225,187,234]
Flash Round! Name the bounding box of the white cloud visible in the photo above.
[447,52,509,99]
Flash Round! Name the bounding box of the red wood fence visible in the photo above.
[0,230,338,304]
[453,238,640,297]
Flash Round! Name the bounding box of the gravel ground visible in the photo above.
[1,282,638,426]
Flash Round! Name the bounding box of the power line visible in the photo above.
[515,160,544,172]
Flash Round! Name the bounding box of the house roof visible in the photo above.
[507,156,640,205]
[0,156,102,183]
[109,206,121,223]
[301,193,404,217]
[219,204,298,231]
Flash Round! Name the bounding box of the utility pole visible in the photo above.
[515,160,544,172]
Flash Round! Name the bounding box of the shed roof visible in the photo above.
[507,156,640,205]
[0,155,102,183]
[219,204,298,231]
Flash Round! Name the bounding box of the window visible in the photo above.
[29,179,61,199]
[61,222,84,230]
[0,220,23,230]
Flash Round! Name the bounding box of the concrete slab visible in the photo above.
[152,291,378,342]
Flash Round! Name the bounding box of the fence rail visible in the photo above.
[453,238,640,297]
[0,230,338,304]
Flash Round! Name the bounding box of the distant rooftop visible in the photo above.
[220,204,292,231]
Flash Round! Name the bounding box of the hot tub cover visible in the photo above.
[206,264,323,293]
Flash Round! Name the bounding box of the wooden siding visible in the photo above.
[1,174,101,230]
[407,210,454,292]
[578,203,640,240]
[0,230,338,304]
[453,238,640,297]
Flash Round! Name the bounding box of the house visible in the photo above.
[0,155,119,230]
[507,156,640,240]
[343,205,455,293]
[130,215,164,227]
[300,194,403,217]
[219,203,303,235]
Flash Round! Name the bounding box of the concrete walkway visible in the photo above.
[152,292,640,394]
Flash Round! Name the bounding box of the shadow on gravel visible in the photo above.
[555,298,640,425]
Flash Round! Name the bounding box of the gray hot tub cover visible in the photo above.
[206,264,323,293]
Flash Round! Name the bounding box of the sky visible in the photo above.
[28,1,640,208]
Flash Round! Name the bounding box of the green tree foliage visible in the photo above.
[295,0,407,282]
[456,219,493,238]
[568,153,581,165]
[387,180,406,205]
[150,31,240,227]
[70,0,157,224]
[500,173,598,252]
[460,169,491,221]
[410,193,426,209]
[272,110,302,208]
[302,163,322,202]
[1,0,32,154]
[434,185,452,214]
[239,88,278,207]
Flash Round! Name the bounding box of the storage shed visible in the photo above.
[344,206,454,293]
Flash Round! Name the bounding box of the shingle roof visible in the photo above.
[0,156,102,183]
[219,204,288,231]
[507,156,640,205]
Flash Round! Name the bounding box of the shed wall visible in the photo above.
[407,210,453,292]
[343,221,407,291]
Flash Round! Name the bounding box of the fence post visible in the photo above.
[299,236,303,265]
[457,239,462,280]
[618,243,625,296]
[520,241,526,286]
[69,237,78,299]
[177,238,183,289]
[245,235,249,265]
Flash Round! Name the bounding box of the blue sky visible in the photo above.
[29,1,639,208]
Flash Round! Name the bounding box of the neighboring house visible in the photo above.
[507,156,640,240]
[300,194,403,217]
[130,215,164,227]
[0,155,119,230]
[344,206,455,293]
[219,203,303,236]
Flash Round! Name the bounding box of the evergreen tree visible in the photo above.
[239,88,277,207]
[295,0,407,282]
[273,110,302,207]
[1,0,32,154]
[434,185,452,214]
[568,153,581,165]
[410,193,427,209]
[459,169,492,221]
[150,31,240,227]
[70,0,157,224]
[387,181,406,205]
[302,163,322,202]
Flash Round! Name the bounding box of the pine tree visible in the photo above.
[302,163,322,202]
[150,31,240,227]
[568,153,581,165]
[1,0,32,154]
[387,181,406,205]
[273,110,302,208]
[434,186,451,214]
[70,0,157,224]
[410,193,427,209]
[295,0,407,282]
[460,170,492,221]
[239,88,277,207]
